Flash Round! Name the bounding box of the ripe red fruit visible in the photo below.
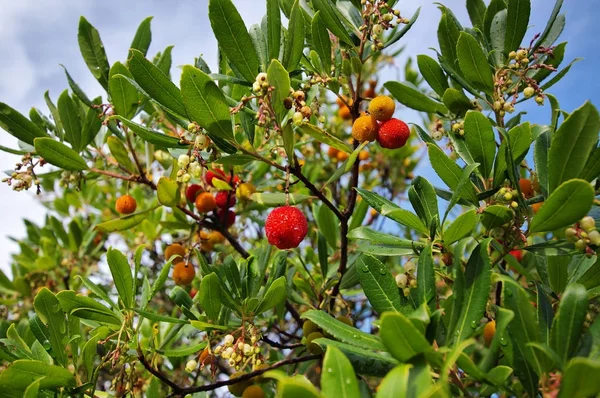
[377,118,409,149]
[186,184,204,202]
[265,206,308,249]
[205,169,240,187]
[215,191,236,208]
[509,249,523,262]
[217,209,236,228]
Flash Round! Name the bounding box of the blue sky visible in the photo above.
[0,0,598,273]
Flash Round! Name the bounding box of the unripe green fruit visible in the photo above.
[306,332,324,354]
[523,87,535,98]
[589,230,600,246]
[336,315,353,327]
[580,216,596,232]
[228,372,252,397]
[293,112,304,125]
[565,228,578,242]
[575,239,587,251]
[302,320,319,337]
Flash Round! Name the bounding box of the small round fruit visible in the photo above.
[377,118,410,149]
[228,372,252,397]
[242,385,265,398]
[523,87,535,98]
[200,231,213,252]
[337,151,349,162]
[336,315,353,327]
[589,230,600,246]
[327,146,340,159]
[195,192,217,213]
[165,243,186,262]
[532,202,543,214]
[580,216,596,232]
[302,320,319,337]
[338,105,352,120]
[352,115,379,142]
[215,191,237,208]
[265,206,308,249]
[509,249,523,262]
[306,332,324,354]
[237,182,256,199]
[519,178,534,198]
[396,273,408,287]
[575,239,587,250]
[115,195,137,214]
[483,320,496,347]
[359,150,369,161]
[368,96,395,121]
[186,184,204,202]
[208,231,226,245]
[565,227,578,242]
[217,209,236,228]
[172,262,195,286]
[205,169,232,187]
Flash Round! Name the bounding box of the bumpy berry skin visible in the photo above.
[185,184,204,202]
[483,320,496,347]
[172,262,195,285]
[217,209,236,228]
[377,118,409,149]
[115,195,137,214]
[242,385,265,398]
[215,191,236,208]
[265,206,308,249]
[519,178,534,198]
[368,96,395,121]
[195,192,217,213]
[352,115,379,142]
[165,243,185,263]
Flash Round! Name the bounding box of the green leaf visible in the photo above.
[249,192,313,206]
[266,0,281,61]
[277,375,321,398]
[129,17,153,58]
[375,364,411,398]
[0,360,75,393]
[483,0,507,40]
[531,0,563,52]
[380,206,429,235]
[155,341,208,357]
[33,288,67,366]
[76,275,118,310]
[81,97,103,148]
[128,49,187,118]
[442,88,473,117]
[34,138,88,171]
[559,358,600,398]
[481,205,514,229]
[479,307,515,372]
[489,10,507,66]
[321,346,360,398]
[107,136,134,172]
[208,0,260,81]
[467,0,487,29]
[56,290,122,325]
[283,0,305,71]
[60,65,93,106]
[110,115,186,148]
[23,379,40,398]
[427,144,478,204]
[444,209,478,245]
[106,248,134,309]
[547,255,569,294]
[548,101,600,193]
[504,0,531,53]
[408,177,439,229]
[312,12,332,73]
[443,163,480,221]
[301,310,385,351]
[198,273,222,321]
[451,239,491,344]
[255,276,287,314]
[385,81,447,114]
[417,244,435,311]
[493,122,532,186]
[78,16,110,90]
[529,179,594,233]
[250,24,268,70]
[267,60,291,124]
[109,62,139,119]
[157,177,180,207]
[463,111,496,178]
[380,312,432,362]
[534,130,551,196]
[0,102,48,145]
[57,89,83,151]
[550,283,589,363]
[356,254,406,315]
[298,122,352,153]
[581,145,600,182]
[417,54,448,97]
[96,207,158,232]
[456,32,494,94]
[134,309,188,324]
[312,0,354,45]
[437,11,461,70]
[313,338,397,377]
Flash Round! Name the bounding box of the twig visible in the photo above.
[138,351,183,394]
[261,336,303,350]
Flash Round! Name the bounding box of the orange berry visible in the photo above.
[532,202,543,213]
[172,262,195,285]
[242,385,265,398]
[519,178,534,198]
[115,195,137,214]
[359,150,369,161]
[364,87,376,99]
[327,146,340,159]
[352,115,379,142]
[199,230,213,252]
[338,105,352,120]
[368,96,395,121]
[195,192,217,213]
[208,231,226,245]
[165,243,186,263]
[337,151,349,162]
[483,320,496,347]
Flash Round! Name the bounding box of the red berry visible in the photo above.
[185,184,204,202]
[217,209,236,228]
[509,249,523,262]
[215,191,236,208]
[265,206,308,250]
[205,169,227,187]
[377,118,409,149]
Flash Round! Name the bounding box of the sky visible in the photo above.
[0,0,599,275]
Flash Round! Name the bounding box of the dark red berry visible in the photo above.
[185,184,204,202]
[377,118,409,149]
[215,191,236,208]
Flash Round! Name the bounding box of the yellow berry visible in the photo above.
[368,96,395,121]
[351,115,379,142]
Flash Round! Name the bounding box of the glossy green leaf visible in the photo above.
[33,288,67,366]
[321,346,360,398]
[408,177,439,228]
[375,364,411,398]
[483,0,507,39]
[34,138,88,171]
[417,244,436,311]
[157,177,179,207]
[504,0,531,53]
[385,81,447,114]
[208,0,260,82]
[427,144,478,203]
[356,254,406,315]
[467,0,487,29]
[312,12,332,73]
[348,227,423,248]
[96,207,158,232]
[442,88,473,116]
[314,338,397,377]
[266,0,281,61]
[277,375,321,398]
[548,101,600,193]
[298,122,352,153]
[489,10,507,66]
[267,60,291,124]
[479,307,515,372]
[531,0,564,51]
[493,122,532,186]
[529,179,594,233]
[380,312,431,362]
[559,358,600,398]
[456,32,494,94]
[198,273,222,321]
[56,290,122,325]
[0,360,75,393]
[76,275,118,310]
[379,206,429,235]
[128,49,187,118]
[437,11,461,70]
[249,192,313,206]
[581,145,600,182]
[57,90,83,151]
[463,111,496,178]
[110,115,186,148]
[134,309,188,324]
[107,136,134,172]
[255,276,286,314]
[109,62,139,119]
[417,54,448,97]
[550,283,589,363]
[60,65,92,106]
[129,17,152,58]
[106,248,134,308]
[301,310,385,351]
[78,16,110,90]
[312,0,353,45]
[282,0,305,71]
[156,341,208,357]
[444,209,478,245]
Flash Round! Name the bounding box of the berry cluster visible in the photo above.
[566,216,600,254]
[395,261,417,297]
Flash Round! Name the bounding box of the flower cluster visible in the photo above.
[395,260,417,297]
[212,326,264,371]
[2,153,41,192]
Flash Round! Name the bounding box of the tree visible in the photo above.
[1,0,599,396]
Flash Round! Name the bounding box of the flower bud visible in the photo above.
[395,273,408,287]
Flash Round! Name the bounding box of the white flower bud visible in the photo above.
[178,154,190,168]
[224,334,234,346]
[395,273,408,287]
[185,359,198,372]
